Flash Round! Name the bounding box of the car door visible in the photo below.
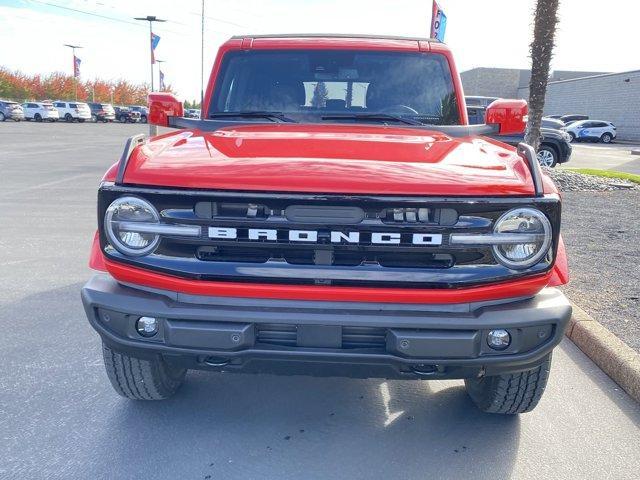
[590,122,608,138]
[25,103,38,118]
[575,121,595,139]
[54,102,66,117]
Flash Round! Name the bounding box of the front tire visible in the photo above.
[0,112,5,121]
[600,132,613,143]
[34,113,42,122]
[65,113,73,122]
[536,146,558,168]
[102,344,186,400]
[568,132,575,142]
[464,354,552,414]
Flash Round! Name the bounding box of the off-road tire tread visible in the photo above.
[464,354,551,414]
[102,344,186,400]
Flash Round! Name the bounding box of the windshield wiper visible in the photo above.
[321,113,425,126]
[209,111,298,123]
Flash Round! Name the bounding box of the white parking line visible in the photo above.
[0,173,96,197]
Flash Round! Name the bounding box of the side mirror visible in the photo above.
[148,92,184,127]
[485,99,528,135]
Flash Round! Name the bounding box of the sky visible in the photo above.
[0,0,638,100]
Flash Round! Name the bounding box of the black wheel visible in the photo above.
[600,132,613,144]
[567,132,575,142]
[91,114,97,122]
[34,113,42,122]
[65,113,73,122]
[536,146,558,168]
[101,343,186,400]
[464,354,552,414]
[0,112,5,121]
[141,115,147,124]
[78,118,85,123]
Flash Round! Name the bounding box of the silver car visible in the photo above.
[0,100,25,121]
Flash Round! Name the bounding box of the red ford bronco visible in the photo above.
[82,34,571,414]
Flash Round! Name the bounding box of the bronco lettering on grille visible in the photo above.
[207,227,443,246]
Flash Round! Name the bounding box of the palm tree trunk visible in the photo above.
[525,0,560,150]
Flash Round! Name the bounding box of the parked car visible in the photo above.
[22,102,59,122]
[114,106,141,123]
[565,120,617,143]
[541,117,565,130]
[0,100,25,121]
[129,105,148,123]
[87,102,116,122]
[547,114,563,120]
[498,127,572,168]
[466,106,572,167]
[466,105,486,125]
[53,101,92,122]
[465,95,499,107]
[184,108,201,118]
[559,114,589,124]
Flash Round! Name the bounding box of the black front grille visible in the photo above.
[98,185,561,288]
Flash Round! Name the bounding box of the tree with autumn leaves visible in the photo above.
[0,67,173,105]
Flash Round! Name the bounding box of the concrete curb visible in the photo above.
[565,303,640,403]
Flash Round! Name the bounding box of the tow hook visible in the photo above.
[411,364,444,377]
[203,357,231,367]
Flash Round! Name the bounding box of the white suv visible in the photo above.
[22,102,60,122]
[53,101,92,122]
[565,120,617,143]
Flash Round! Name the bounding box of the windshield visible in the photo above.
[210,50,460,125]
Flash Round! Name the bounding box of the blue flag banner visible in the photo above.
[151,33,161,63]
[430,0,447,42]
[73,55,81,78]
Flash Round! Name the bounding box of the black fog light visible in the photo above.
[487,329,511,350]
[136,316,159,337]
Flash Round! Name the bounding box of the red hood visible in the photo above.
[118,124,535,196]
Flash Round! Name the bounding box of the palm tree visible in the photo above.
[524,0,560,150]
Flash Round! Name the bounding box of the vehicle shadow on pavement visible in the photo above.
[92,372,521,479]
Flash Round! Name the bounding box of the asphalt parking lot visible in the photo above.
[564,143,640,174]
[1,122,639,479]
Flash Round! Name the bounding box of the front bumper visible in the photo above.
[558,140,572,163]
[82,275,572,379]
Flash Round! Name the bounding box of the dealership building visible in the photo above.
[461,67,640,140]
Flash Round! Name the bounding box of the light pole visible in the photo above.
[134,15,166,135]
[64,44,82,100]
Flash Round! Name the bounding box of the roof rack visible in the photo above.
[230,33,439,43]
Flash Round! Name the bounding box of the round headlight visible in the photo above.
[492,207,552,269]
[104,196,160,256]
